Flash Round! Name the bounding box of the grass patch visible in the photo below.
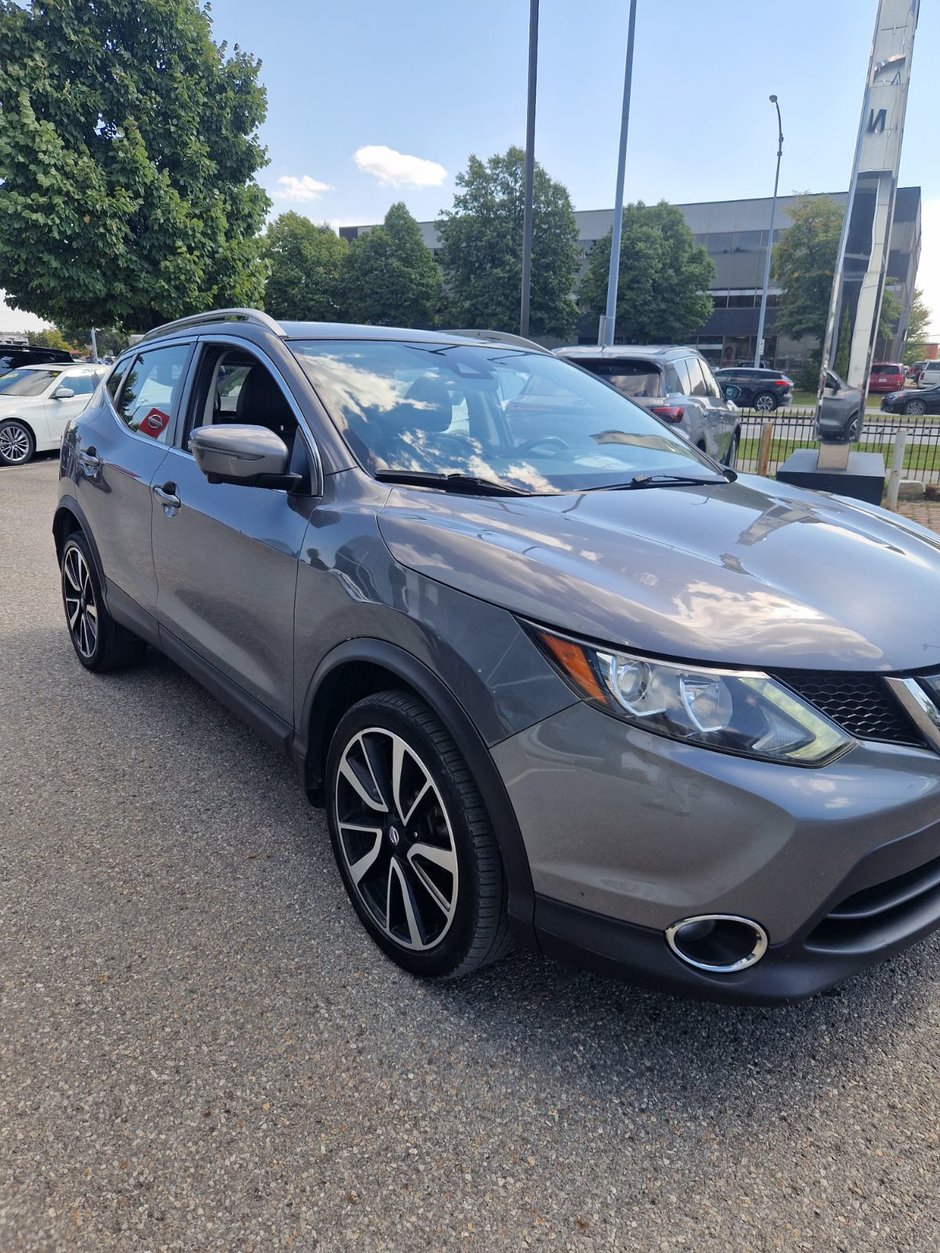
[738,436,940,477]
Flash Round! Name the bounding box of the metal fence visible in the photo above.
[735,407,940,482]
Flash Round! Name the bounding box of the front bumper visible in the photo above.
[492,702,940,1001]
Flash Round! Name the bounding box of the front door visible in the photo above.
[150,344,312,724]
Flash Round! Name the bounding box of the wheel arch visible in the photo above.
[52,497,112,611]
[299,637,536,945]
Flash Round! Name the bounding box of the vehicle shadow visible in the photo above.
[29,628,940,1125]
[421,937,940,1121]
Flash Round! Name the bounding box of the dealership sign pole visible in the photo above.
[817,0,919,401]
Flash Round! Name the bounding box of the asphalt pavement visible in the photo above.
[3,457,940,1251]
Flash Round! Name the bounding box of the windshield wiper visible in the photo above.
[374,470,531,497]
[590,470,735,491]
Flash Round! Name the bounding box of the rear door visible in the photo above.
[683,357,736,459]
[72,341,194,620]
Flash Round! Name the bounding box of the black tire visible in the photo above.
[904,400,927,416]
[0,418,36,466]
[752,392,777,414]
[60,531,147,672]
[325,690,512,979]
[847,413,862,443]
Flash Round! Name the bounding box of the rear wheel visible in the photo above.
[325,691,511,979]
[0,419,35,466]
[60,531,147,672]
[847,413,862,442]
[752,392,777,414]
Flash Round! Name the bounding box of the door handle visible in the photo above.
[152,482,181,508]
[78,447,101,471]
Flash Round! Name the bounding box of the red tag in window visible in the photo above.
[139,407,169,438]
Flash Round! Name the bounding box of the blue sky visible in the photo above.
[4,0,939,331]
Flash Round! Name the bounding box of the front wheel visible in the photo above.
[325,691,511,979]
[752,392,777,414]
[905,400,927,416]
[0,419,36,466]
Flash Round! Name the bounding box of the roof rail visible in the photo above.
[137,308,286,344]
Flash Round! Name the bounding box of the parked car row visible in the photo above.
[0,363,107,466]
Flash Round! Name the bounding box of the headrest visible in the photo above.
[383,374,452,433]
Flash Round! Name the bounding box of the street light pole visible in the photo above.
[600,0,639,346]
[519,0,539,338]
[754,95,783,368]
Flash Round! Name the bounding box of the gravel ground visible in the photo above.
[3,458,940,1251]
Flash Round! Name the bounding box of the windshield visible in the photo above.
[0,367,60,396]
[291,340,716,494]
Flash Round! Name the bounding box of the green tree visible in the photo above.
[0,0,270,332]
[437,148,579,338]
[26,327,75,352]
[340,202,441,327]
[57,323,129,358]
[902,288,932,364]
[775,195,908,376]
[262,213,347,322]
[771,195,844,346]
[579,201,714,342]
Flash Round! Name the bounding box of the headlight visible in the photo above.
[529,626,852,766]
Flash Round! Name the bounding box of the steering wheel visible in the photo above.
[517,435,570,454]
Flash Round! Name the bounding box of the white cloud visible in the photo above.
[353,145,447,189]
[272,174,334,203]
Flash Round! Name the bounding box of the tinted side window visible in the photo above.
[106,356,133,400]
[66,372,98,397]
[685,357,709,397]
[116,344,191,443]
[699,359,722,399]
[672,357,693,395]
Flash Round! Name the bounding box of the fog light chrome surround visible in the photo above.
[665,914,769,974]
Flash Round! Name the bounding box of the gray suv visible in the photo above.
[55,310,940,1003]
[555,344,741,466]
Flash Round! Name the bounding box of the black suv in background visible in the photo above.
[0,342,73,372]
[714,366,793,412]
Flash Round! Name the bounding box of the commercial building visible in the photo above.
[340,186,921,370]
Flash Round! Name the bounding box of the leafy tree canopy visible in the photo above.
[340,202,441,327]
[772,195,845,346]
[437,147,579,339]
[263,213,347,322]
[0,0,270,332]
[26,326,75,352]
[902,287,932,364]
[580,201,714,343]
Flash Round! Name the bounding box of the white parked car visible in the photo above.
[0,363,107,466]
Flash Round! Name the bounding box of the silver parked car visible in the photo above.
[555,344,741,466]
[55,309,940,1003]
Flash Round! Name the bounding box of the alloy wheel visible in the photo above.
[62,544,98,660]
[0,422,32,464]
[753,393,776,413]
[334,727,459,951]
[905,401,926,416]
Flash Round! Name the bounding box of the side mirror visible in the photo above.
[722,384,741,403]
[52,387,75,399]
[189,424,300,490]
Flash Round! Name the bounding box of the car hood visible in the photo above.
[377,474,940,671]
